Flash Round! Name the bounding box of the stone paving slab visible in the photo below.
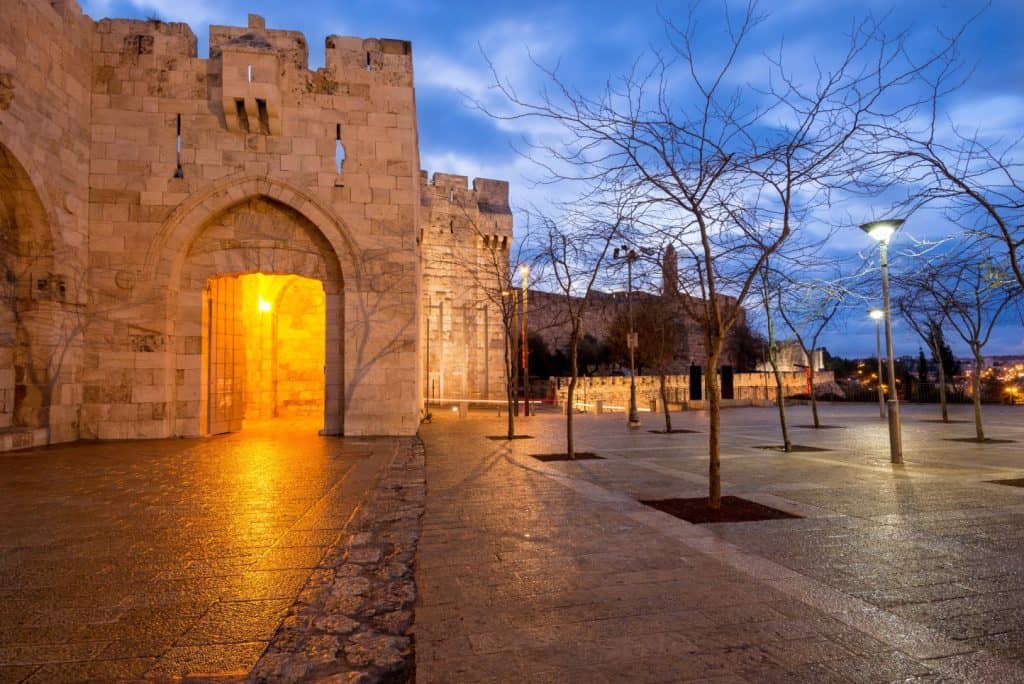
[415,403,1024,681]
[0,421,413,682]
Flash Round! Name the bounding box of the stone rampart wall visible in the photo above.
[552,370,837,410]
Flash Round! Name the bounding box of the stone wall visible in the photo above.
[0,0,94,451]
[528,289,747,371]
[0,3,512,450]
[552,370,837,411]
[419,172,512,402]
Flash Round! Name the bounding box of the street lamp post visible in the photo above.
[520,264,530,417]
[869,308,886,419]
[860,220,904,464]
[614,246,641,428]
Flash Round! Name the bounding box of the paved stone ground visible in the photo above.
[0,420,415,683]
[415,402,1024,682]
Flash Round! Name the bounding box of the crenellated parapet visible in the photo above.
[419,171,512,250]
[1,2,515,444]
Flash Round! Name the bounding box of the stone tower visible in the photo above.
[0,2,513,451]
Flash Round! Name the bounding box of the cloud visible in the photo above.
[82,0,227,28]
[947,94,1024,138]
[415,17,576,140]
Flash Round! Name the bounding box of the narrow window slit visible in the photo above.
[334,123,346,175]
[235,99,250,134]
[256,98,270,135]
[174,113,184,178]
[365,52,372,72]
[247,64,253,83]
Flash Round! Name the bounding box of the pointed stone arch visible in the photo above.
[145,174,362,291]
[152,177,360,437]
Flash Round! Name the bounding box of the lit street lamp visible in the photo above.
[868,308,886,419]
[860,219,904,464]
[613,245,641,428]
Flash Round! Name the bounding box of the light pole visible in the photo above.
[869,308,886,419]
[520,264,530,417]
[860,219,904,464]
[613,245,641,428]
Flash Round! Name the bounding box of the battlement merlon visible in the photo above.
[94,17,199,59]
[420,171,511,216]
[94,12,411,85]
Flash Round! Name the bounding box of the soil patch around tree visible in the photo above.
[988,478,1024,488]
[918,419,972,423]
[641,496,802,524]
[648,429,700,434]
[943,437,1017,444]
[530,452,602,462]
[793,425,845,429]
[753,445,832,453]
[486,435,535,441]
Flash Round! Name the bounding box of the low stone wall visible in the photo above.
[551,371,837,412]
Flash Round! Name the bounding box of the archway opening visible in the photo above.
[202,273,326,435]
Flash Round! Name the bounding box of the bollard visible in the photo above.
[596,400,604,414]
[458,401,468,418]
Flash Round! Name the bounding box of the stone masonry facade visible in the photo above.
[0,1,513,450]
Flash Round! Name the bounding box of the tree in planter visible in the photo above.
[537,211,621,459]
[439,193,536,440]
[775,272,847,429]
[482,2,966,506]
[758,262,793,451]
[900,246,1018,440]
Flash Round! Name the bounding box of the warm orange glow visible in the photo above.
[203,274,326,432]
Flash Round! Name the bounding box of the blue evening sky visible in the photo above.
[79,0,1024,360]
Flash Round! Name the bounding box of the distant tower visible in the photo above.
[661,244,679,296]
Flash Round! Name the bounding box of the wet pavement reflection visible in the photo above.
[0,419,388,681]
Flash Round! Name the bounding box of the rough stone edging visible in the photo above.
[249,437,426,683]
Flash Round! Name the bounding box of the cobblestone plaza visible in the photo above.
[2,403,1024,681]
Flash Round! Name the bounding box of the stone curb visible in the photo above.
[249,437,426,683]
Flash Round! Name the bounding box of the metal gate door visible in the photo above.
[206,277,245,435]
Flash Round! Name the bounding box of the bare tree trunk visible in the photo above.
[504,324,516,439]
[973,348,985,441]
[810,374,820,428]
[769,358,791,452]
[659,371,672,432]
[566,322,580,459]
[706,350,721,509]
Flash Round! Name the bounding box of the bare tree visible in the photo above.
[895,296,953,422]
[481,2,965,507]
[538,210,621,458]
[758,262,791,451]
[864,28,1024,291]
[776,270,848,429]
[900,245,1018,440]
